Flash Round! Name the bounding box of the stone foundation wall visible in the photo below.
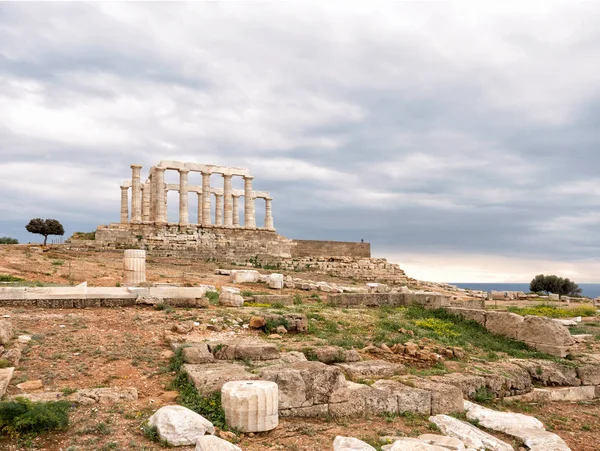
[290,240,370,258]
[327,292,450,309]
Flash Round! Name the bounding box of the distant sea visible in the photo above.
[452,283,600,299]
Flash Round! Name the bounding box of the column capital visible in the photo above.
[156,165,166,172]
[130,164,142,169]
[179,168,190,174]
[222,173,233,179]
[120,185,129,190]
[243,175,254,180]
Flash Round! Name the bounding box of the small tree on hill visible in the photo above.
[25,218,64,246]
[0,237,18,244]
[529,274,582,297]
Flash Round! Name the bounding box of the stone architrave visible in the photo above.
[130,164,142,223]
[179,168,189,226]
[221,380,279,432]
[120,186,129,224]
[155,166,167,225]
[142,181,150,222]
[123,250,146,286]
[232,194,240,227]
[223,174,233,226]
[201,171,211,225]
[215,194,223,226]
[244,176,256,228]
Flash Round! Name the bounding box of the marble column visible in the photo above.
[164,188,169,222]
[130,164,142,223]
[197,192,202,224]
[148,171,155,222]
[223,174,233,226]
[120,186,129,224]
[232,195,240,227]
[142,181,150,222]
[264,197,274,230]
[155,166,166,225]
[244,176,256,228]
[178,168,189,226]
[201,171,211,225]
[215,193,223,226]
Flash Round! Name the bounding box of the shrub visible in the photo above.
[0,398,70,437]
[0,274,24,283]
[293,294,303,305]
[206,291,219,305]
[0,237,18,244]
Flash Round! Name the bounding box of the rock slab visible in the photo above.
[148,405,214,446]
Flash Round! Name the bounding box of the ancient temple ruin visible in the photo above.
[119,161,274,230]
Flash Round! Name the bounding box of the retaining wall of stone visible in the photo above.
[446,307,576,357]
[327,292,450,309]
[290,240,370,258]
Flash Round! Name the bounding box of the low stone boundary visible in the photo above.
[249,295,293,305]
[446,307,575,357]
[327,292,449,309]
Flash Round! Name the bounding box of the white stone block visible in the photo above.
[268,274,284,290]
[221,380,278,432]
[230,270,260,284]
[123,249,146,286]
[333,436,377,451]
[195,435,242,451]
[147,405,214,446]
[219,291,244,307]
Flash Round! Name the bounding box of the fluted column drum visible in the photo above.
[221,380,278,432]
[123,249,146,286]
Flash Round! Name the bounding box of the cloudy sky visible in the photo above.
[2,1,600,283]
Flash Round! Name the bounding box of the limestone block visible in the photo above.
[518,315,575,347]
[0,367,14,398]
[268,273,284,289]
[335,360,404,380]
[389,438,452,451]
[428,373,487,399]
[406,379,464,415]
[230,270,261,284]
[444,308,486,327]
[507,386,596,402]
[417,434,466,450]
[183,345,215,364]
[469,362,532,397]
[148,287,210,299]
[195,435,242,451]
[0,320,14,345]
[221,286,241,294]
[219,291,244,307]
[511,359,580,386]
[148,405,214,446]
[315,346,350,364]
[485,311,523,340]
[123,249,146,286]
[328,381,369,417]
[210,342,280,361]
[333,436,377,451]
[371,380,431,415]
[279,404,329,418]
[221,380,278,432]
[429,414,513,451]
[576,364,600,386]
[184,363,258,395]
[24,286,87,300]
[0,287,25,300]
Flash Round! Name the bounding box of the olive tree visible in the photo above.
[529,274,582,297]
[25,218,65,246]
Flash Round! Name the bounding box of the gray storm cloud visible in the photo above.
[1,2,600,281]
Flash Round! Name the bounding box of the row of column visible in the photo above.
[121,165,272,229]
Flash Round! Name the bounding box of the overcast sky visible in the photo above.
[2,1,600,283]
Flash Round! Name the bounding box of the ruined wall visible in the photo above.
[290,240,370,258]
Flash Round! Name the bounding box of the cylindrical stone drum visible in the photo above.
[123,249,146,286]
[221,380,278,432]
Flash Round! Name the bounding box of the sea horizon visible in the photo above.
[452,282,600,299]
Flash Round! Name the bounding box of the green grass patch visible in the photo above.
[0,398,70,437]
[507,304,597,318]
[205,291,219,305]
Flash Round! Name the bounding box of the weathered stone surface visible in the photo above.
[9,387,138,405]
[417,434,466,450]
[335,360,404,380]
[183,345,215,364]
[464,401,569,451]
[221,380,278,432]
[195,435,242,451]
[576,364,600,386]
[249,316,267,329]
[511,359,580,387]
[0,320,13,345]
[16,379,43,391]
[148,405,214,446]
[389,438,453,451]
[230,270,261,284]
[485,311,523,340]
[314,346,360,364]
[429,414,513,451]
[407,379,463,415]
[219,291,244,307]
[507,386,596,402]
[469,362,533,397]
[0,367,14,398]
[429,373,486,399]
[211,342,280,361]
[268,273,284,289]
[371,380,431,415]
[279,404,329,418]
[333,436,377,451]
[518,316,575,348]
[259,361,347,409]
[328,381,370,417]
[184,363,258,395]
[445,308,486,327]
[2,348,21,367]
